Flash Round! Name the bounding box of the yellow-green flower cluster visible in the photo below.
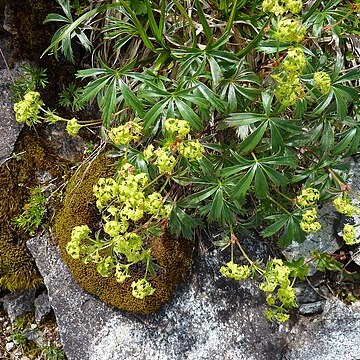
[296,188,320,207]
[177,140,204,161]
[272,47,306,107]
[131,278,155,299]
[108,121,142,146]
[13,91,43,126]
[94,163,170,221]
[262,0,302,15]
[273,74,302,106]
[112,232,147,264]
[143,119,204,171]
[115,263,131,283]
[66,118,81,137]
[342,224,357,245]
[313,72,331,95]
[273,18,306,43]
[66,225,92,260]
[333,196,360,216]
[283,47,306,73]
[259,259,297,322]
[300,208,321,233]
[154,147,177,173]
[220,261,251,281]
[164,118,190,138]
[97,256,116,277]
[65,160,174,298]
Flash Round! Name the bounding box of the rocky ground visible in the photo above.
[0,307,65,360]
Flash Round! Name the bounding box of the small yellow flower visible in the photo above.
[273,18,306,43]
[313,71,331,95]
[342,224,357,245]
[66,118,81,137]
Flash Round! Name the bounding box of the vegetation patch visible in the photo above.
[0,130,68,291]
[54,155,193,314]
[6,0,360,321]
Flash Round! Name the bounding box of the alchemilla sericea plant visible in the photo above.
[13,0,360,321]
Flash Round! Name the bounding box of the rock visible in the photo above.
[27,233,289,360]
[0,21,25,164]
[1,289,36,323]
[43,123,87,163]
[5,341,14,352]
[294,283,323,304]
[34,291,52,324]
[285,298,360,360]
[22,328,45,347]
[283,204,341,275]
[0,64,24,166]
[299,301,325,315]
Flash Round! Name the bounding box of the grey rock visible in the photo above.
[27,233,289,360]
[5,341,14,352]
[0,65,24,165]
[294,282,324,304]
[286,298,360,360]
[22,328,45,347]
[34,291,52,324]
[43,123,87,162]
[299,301,325,315]
[1,289,36,323]
[283,204,341,275]
[0,30,26,165]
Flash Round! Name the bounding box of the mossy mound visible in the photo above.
[0,130,67,291]
[54,155,193,314]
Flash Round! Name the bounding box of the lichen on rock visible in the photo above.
[53,154,193,314]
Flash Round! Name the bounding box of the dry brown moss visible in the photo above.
[0,130,67,291]
[54,155,193,314]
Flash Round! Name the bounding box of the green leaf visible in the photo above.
[312,251,343,272]
[169,205,201,239]
[184,186,218,204]
[239,16,272,57]
[285,257,309,280]
[278,217,295,248]
[143,99,168,131]
[238,121,268,153]
[194,0,213,43]
[254,167,268,198]
[231,166,256,199]
[261,215,289,237]
[174,99,203,130]
[209,188,225,222]
[333,88,347,120]
[262,165,287,186]
[119,80,145,117]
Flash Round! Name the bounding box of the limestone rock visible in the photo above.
[283,204,341,275]
[0,55,24,166]
[34,291,52,324]
[27,233,289,360]
[286,298,360,360]
[1,289,36,323]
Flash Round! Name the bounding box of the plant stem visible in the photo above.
[266,194,291,214]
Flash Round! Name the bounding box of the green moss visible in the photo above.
[0,130,68,291]
[54,155,193,314]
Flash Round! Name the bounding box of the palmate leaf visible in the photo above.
[76,61,140,125]
[262,212,305,248]
[169,204,202,239]
[285,258,309,280]
[221,153,292,200]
